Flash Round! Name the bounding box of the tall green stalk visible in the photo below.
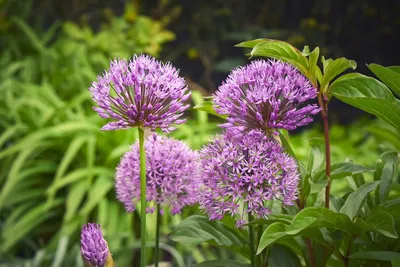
[256,224,263,266]
[138,127,147,267]
[155,203,161,267]
[248,213,255,267]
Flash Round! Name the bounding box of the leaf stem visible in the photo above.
[343,237,353,267]
[155,203,161,267]
[248,213,256,267]
[138,127,147,267]
[317,94,331,209]
[305,238,317,267]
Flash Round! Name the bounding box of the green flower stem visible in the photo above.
[138,127,147,267]
[256,224,263,266]
[155,203,161,267]
[248,213,255,267]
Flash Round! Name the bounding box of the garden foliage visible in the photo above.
[1,7,400,267]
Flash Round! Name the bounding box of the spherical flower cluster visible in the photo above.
[116,133,201,215]
[214,59,320,137]
[199,130,299,227]
[80,223,111,267]
[89,55,190,132]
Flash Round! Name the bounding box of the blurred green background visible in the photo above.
[0,0,399,266]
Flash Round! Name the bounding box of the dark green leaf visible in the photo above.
[250,40,310,79]
[193,101,227,119]
[308,138,325,174]
[339,181,380,220]
[257,222,288,254]
[235,39,268,48]
[330,162,375,179]
[257,222,328,254]
[299,162,311,200]
[286,207,360,236]
[349,251,400,261]
[321,56,333,73]
[375,152,400,204]
[330,73,400,130]
[368,63,400,98]
[194,260,250,267]
[313,162,374,183]
[362,208,398,238]
[267,245,301,267]
[321,57,356,91]
[169,215,246,247]
[388,66,400,74]
[382,201,400,226]
[308,47,320,85]
[249,214,293,226]
[278,131,297,160]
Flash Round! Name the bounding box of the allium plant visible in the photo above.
[214,59,320,137]
[89,54,190,267]
[89,54,190,132]
[80,223,113,267]
[116,133,201,214]
[199,129,299,228]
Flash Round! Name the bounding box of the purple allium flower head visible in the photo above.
[80,223,109,267]
[116,133,201,215]
[89,55,190,132]
[199,130,299,226]
[214,59,320,137]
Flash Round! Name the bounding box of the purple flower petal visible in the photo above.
[214,59,321,136]
[89,55,190,132]
[199,130,300,226]
[80,223,109,267]
[116,133,201,215]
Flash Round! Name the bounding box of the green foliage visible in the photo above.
[1,8,400,267]
[330,73,400,131]
[368,64,400,98]
[0,8,214,266]
[188,37,400,266]
[62,9,175,59]
[169,215,247,248]
[194,260,251,267]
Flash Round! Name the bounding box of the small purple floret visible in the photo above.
[214,59,320,136]
[89,55,190,132]
[116,133,201,214]
[199,130,300,226]
[80,223,109,267]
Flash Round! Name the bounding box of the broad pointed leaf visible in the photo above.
[257,222,328,254]
[330,73,400,130]
[249,214,293,226]
[340,181,380,220]
[368,63,400,98]
[286,207,360,236]
[374,152,400,204]
[194,260,250,267]
[321,57,356,91]
[362,208,398,238]
[349,251,400,262]
[250,40,310,79]
[169,215,246,247]
[267,245,301,267]
[235,39,268,49]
